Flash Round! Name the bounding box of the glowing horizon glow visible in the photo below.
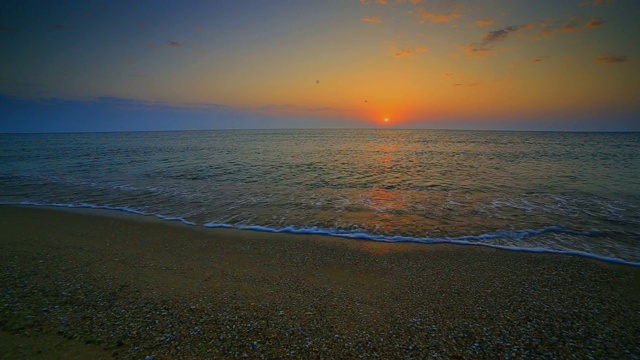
[0,1,638,132]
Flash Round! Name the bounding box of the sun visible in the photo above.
[384,118,389,123]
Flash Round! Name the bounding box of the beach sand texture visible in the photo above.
[1,206,639,359]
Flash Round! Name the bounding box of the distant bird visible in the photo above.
[316,80,319,84]
[365,100,368,103]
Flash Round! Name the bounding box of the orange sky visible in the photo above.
[1,0,639,131]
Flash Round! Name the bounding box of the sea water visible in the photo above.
[1,129,639,264]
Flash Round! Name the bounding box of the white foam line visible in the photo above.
[14,201,196,226]
[6,201,640,267]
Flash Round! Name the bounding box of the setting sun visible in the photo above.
[384,118,389,123]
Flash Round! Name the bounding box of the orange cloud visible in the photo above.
[587,17,605,28]
[562,24,579,32]
[416,4,462,23]
[389,41,427,58]
[475,18,495,27]
[537,17,583,38]
[395,49,413,57]
[362,16,383,23]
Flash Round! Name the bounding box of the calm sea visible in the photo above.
[1,130,639,264]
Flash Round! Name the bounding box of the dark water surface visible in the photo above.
[2,130,639,264]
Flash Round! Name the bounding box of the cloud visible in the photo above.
[587,17,605,28]
[395,49,414,57]
[443,73,454,76]
[453,82,479,87]
[475,19,495,27]
[362,16,383,23]
[536,17,584,39]
[417,9,462,23]
[389,41,428,58]
[484,25,522,42]
[415,3,462,23]
[465,24,532,57]
[595,54,628,64]
[0,26,15,32]
[530,58,545,64]
[167,41,183,48]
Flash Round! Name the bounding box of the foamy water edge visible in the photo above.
[7,201,639,267]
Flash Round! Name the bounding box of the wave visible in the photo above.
[203,223,638,267]
[4,200,638,267]
[12,201,197,226]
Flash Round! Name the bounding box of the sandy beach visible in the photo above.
[1,205,639,359]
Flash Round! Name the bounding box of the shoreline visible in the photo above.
[9,203,640,267]
[1,205,639,358]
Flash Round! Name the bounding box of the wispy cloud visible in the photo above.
[562,23,579,32]
[536,17,584,39]
[475,19,495,27]
[417,8,462,23]
[395,49,414,57]
[362,16,383,23]
[484,25,522,42]
[595,54,628,64]
[443,73,454,76]
[359,0,391,4]
[587,17,605,28]
[167,41,183,48]
[389,41,428,58]
[415,3,462,23]
[453,81,479,87]
[464,24,534,58]
[530,57,546,64]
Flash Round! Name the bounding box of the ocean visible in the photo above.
[1,129,639,265]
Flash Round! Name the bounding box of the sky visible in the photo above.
[1,0,639,132]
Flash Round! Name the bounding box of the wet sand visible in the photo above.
[1,205,639,359]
